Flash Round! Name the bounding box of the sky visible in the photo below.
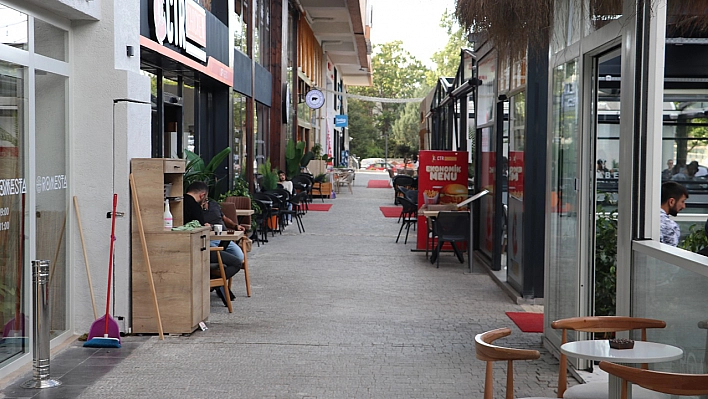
[370,0,457,69]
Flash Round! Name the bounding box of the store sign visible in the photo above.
[0,178,26,196]
[334,115,348,127]
[151,0,207,61]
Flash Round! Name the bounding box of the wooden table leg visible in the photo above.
[240,238,251,297]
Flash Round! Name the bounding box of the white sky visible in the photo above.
[370,0,457,69]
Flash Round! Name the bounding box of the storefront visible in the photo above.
[138,0,233,184]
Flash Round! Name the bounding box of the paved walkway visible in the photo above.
[2,171,561,398]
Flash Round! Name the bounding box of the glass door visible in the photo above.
[546,59,583,343]
[34,69,68,338]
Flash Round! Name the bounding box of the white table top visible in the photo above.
[561,340,683,363]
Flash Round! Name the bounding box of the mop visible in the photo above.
[84,194,121,348]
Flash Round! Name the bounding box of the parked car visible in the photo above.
[360,158,384,169]
[366,162,394,171]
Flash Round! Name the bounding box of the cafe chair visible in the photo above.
[551,316,667,399]
[209,247,233,313]
[221,196,252,231]
[475,327,556,399]
[598,361,708,398]
[392,175,415,206]
[430,211,470,268]
[395,197,417,244]
[282,191,307,233]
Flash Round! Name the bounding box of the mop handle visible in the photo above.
[104,194,118,335]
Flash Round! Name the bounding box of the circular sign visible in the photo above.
[305,89,325,109]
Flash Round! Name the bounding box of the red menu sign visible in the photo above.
[416,150,469,249]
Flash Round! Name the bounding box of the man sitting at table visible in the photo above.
[203,198,245,264]
[184,182,241,304]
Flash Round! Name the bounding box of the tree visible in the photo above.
[391,100,421,154]
[349,41,428,158]
[348,99,385,158]
[425,10,470,87]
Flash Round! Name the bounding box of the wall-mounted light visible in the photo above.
[126,45,134,57]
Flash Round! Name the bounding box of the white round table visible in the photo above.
[560,340,683,399]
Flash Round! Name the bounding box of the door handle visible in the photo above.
[200,234,207,251]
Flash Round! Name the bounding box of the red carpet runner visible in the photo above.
[308,203,332,211]
[379,206,402,218]
[367,180,392,188]
[505,312,543,333]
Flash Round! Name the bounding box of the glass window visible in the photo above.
[551,0,568,54]
[511,57,527,91]
[34,19,66,61]
[0,5,28,50]
[255,0,270,67]
[253,0,260,64]
[34,69,67,338]
[479,126,496,258]
[233,93,247,178]
[584,0,623,36]
[0,60,27,366]
[547,59,581,341]
[476,53,497,127]
[234,0,249,55]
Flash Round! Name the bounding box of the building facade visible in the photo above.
[0,0,370,377]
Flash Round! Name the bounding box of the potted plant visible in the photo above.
[308,143,332,177]
[184,147,231,198]
[285,140,314,179]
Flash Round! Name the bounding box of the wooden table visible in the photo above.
[561,340,683,399]
[234,209,255,216]
[210,231,251,297]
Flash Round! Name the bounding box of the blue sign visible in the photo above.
[334,114,348,127]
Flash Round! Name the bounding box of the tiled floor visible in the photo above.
[1,337,148,399]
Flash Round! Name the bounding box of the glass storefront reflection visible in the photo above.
[0,60,27,366]
[0,5,28,50]
[35,69,67,338]
[547,59,580,341]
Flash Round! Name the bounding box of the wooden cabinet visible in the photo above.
[130,158,210,334]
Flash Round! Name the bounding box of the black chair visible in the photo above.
[430,211,470,268]
[392,175,415,205]
[281,191,307,233]
[251,198,272,244]
[404,189,418,205]
[395,197,418,244]
[291,175,312,212]
[257,192,285,236]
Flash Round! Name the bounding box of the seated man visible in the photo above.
[184,182,241,304]
[203,198,245,264]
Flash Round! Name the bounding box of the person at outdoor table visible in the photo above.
[277,170,294,193]
[184,182,241,303]
[203,198,245,263]
[660,181,688,246]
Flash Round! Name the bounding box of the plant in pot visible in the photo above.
[679,222,708,253]
[184,147,231,198]
[285,139,314,179]
[595,205,617,317]
[309,143,332,176]
[257,158,279,191]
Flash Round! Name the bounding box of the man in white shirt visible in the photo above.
[660,181,688,246]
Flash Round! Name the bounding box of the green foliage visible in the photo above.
[391,101,422,153]
[184,147,231,198]
[218,176,251,201]
[595,207,617,317]
[679,223,708,253]
[285,140,315,178]
[425,10,469,87]
[349,41,428,158]
[257,158,279,191]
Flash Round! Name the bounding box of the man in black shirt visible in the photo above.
[184,182,241,305]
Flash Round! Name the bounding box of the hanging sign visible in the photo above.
[305,89,325,109]
[334,115,348,127]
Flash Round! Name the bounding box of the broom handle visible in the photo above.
[104,193,117,336]
[129,174,164,340]
[74,196,98,320]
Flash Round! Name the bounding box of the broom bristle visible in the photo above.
[83,337,121,348]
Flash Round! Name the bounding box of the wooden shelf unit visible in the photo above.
[130,158,210,334]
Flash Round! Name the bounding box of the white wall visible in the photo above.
[70,0,149,333]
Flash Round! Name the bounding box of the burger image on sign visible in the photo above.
[439,183,467,204]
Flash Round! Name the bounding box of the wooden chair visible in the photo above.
[475,328,556,399]
[551,316,666,398]
[598,361,708,398]
[209,247,232,313]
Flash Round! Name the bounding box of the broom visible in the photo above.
[84,194,121,348]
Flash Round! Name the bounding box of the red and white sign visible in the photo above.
[416,150,469,250]
[186,0,206,47]
[508,151,524,199]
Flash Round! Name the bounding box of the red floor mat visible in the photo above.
[379,206,402,218]
[367,180,392,188]
[307,203,332,211]
[505,312,543,333]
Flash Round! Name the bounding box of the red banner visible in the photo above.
[416,150,469,250]
[508,151,524,199]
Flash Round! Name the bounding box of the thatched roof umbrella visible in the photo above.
[454,0,708,61]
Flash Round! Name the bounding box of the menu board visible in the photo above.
[416,150,469,250]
